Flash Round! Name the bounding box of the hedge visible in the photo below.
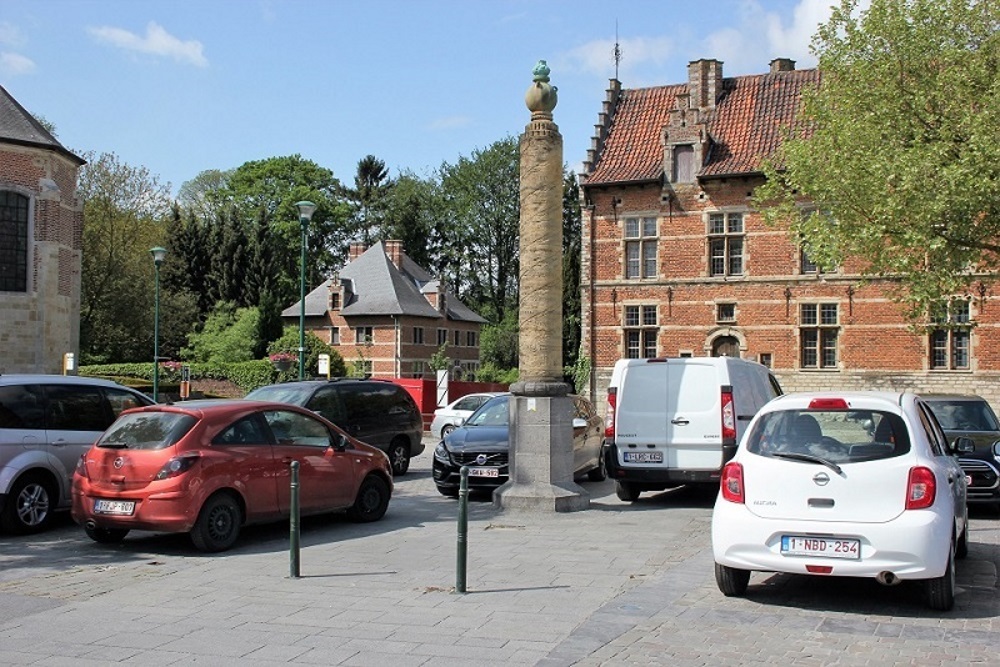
[79,360,288,395]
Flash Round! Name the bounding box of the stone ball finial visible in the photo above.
[525,60,558,116]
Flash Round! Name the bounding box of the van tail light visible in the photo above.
[721,387,736,443]
[906,466,936,509]
[720,461,744,503]
[154,454,200,481]
[604,387,617,439]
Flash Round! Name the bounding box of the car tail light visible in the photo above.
[721,388,736,443]
[155,454,200,480]
[808,398,849,410]
[906,466,936,509]
[604,387,617,439]
[805,565,833,574]
[75,454,89,479]
[720,461,744,503]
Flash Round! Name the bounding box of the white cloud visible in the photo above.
[427,116,473,131]
[0,21,27,47]
[87,21,208,67]
[700,0,837,73]
[0,51,36,76]
[560,36,675,78]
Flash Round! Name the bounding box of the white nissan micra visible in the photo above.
[712,392,971,610]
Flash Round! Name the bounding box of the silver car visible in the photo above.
[0,375,153,533]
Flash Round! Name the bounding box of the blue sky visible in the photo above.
[1,0,834,195]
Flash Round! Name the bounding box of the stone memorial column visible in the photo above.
[494,61,589,512]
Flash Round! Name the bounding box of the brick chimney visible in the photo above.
[769,58,796,73]
[384,239,404,268]
[688,59,723,111]
[348,242,366,261]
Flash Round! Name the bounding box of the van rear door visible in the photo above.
[614,360,670,467]
[666,360,723,470]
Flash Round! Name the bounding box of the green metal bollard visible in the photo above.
[456,466,469,594]
[290,460,300,579]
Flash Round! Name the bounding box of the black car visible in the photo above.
[924,394,1000,506]
[432,393,606,496]
[245,379,424,475]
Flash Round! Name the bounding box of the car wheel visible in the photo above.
[587,453,608,482]
[190,493,242,553]
[388,438,410,476]
[347,475,390,522]
[926,542,956,611]
[956,524,969,560]
[715,562,751,597]
[441,424,455,437]
[85,524,130,544]
[615,481,640,502]
[0,473,55,534]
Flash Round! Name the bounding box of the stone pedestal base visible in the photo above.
[493,394,589,512]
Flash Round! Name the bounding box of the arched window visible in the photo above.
[0,191,29,292]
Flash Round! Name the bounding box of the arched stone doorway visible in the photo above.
[711,335,741,357]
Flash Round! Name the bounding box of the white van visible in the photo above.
[604,357,782,501]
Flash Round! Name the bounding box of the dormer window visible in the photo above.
[672,144,695,183]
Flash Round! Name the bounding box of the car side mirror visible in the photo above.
[952,436,975,455]
[332,432,350,451]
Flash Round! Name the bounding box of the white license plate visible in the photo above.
[93,499,135,516]
[468,467,499,478]
[623,451,663,463]
[781,535,860,560]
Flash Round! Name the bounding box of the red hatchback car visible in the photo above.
[71,399,393,552]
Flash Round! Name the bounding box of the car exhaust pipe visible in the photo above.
[876,571,900,586]
[85,520,97,531]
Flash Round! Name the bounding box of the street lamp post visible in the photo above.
[150,246,168,401]
[295,201,317,380]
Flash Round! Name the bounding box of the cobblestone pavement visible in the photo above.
[1,440,998,666]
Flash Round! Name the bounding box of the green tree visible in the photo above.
[383,171,444,271]
[78,151,172,363]
[562,172,582,370]
[438,137,520,322]
[177,168,232,223]
[342,154,393,247]
[209,155,350,307]
[755,0,1000,320]
[268,327,346,377]
[181,302,262,364]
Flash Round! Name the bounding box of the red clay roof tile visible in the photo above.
[585,68,819,185]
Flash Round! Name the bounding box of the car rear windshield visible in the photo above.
[746,409,910,463]
[244,385,313,406]
[97,412,197,450]
[926,399,1000,432]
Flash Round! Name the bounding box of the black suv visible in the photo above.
[924,394,1000,506]
[245,379,424,475]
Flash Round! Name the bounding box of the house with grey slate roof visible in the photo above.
[0,84,86,374]
[282,240,487,379]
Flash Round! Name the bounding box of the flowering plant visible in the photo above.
[269,352,297,363]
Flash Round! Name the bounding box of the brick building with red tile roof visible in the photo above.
[579,58,1000,406]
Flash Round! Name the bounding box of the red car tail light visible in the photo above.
[604,387,617,439]
[808,398,849,410]
[805,565,833,574]
[721,388,736,443]
[75,454,89,480]
[906,466,936,509]
[155,454,200,481]
[720,461,744,503]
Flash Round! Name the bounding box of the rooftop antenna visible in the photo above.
[614,20,622,80]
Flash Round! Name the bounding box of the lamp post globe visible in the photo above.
[295,201,317,380]
[149,246,168,402]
